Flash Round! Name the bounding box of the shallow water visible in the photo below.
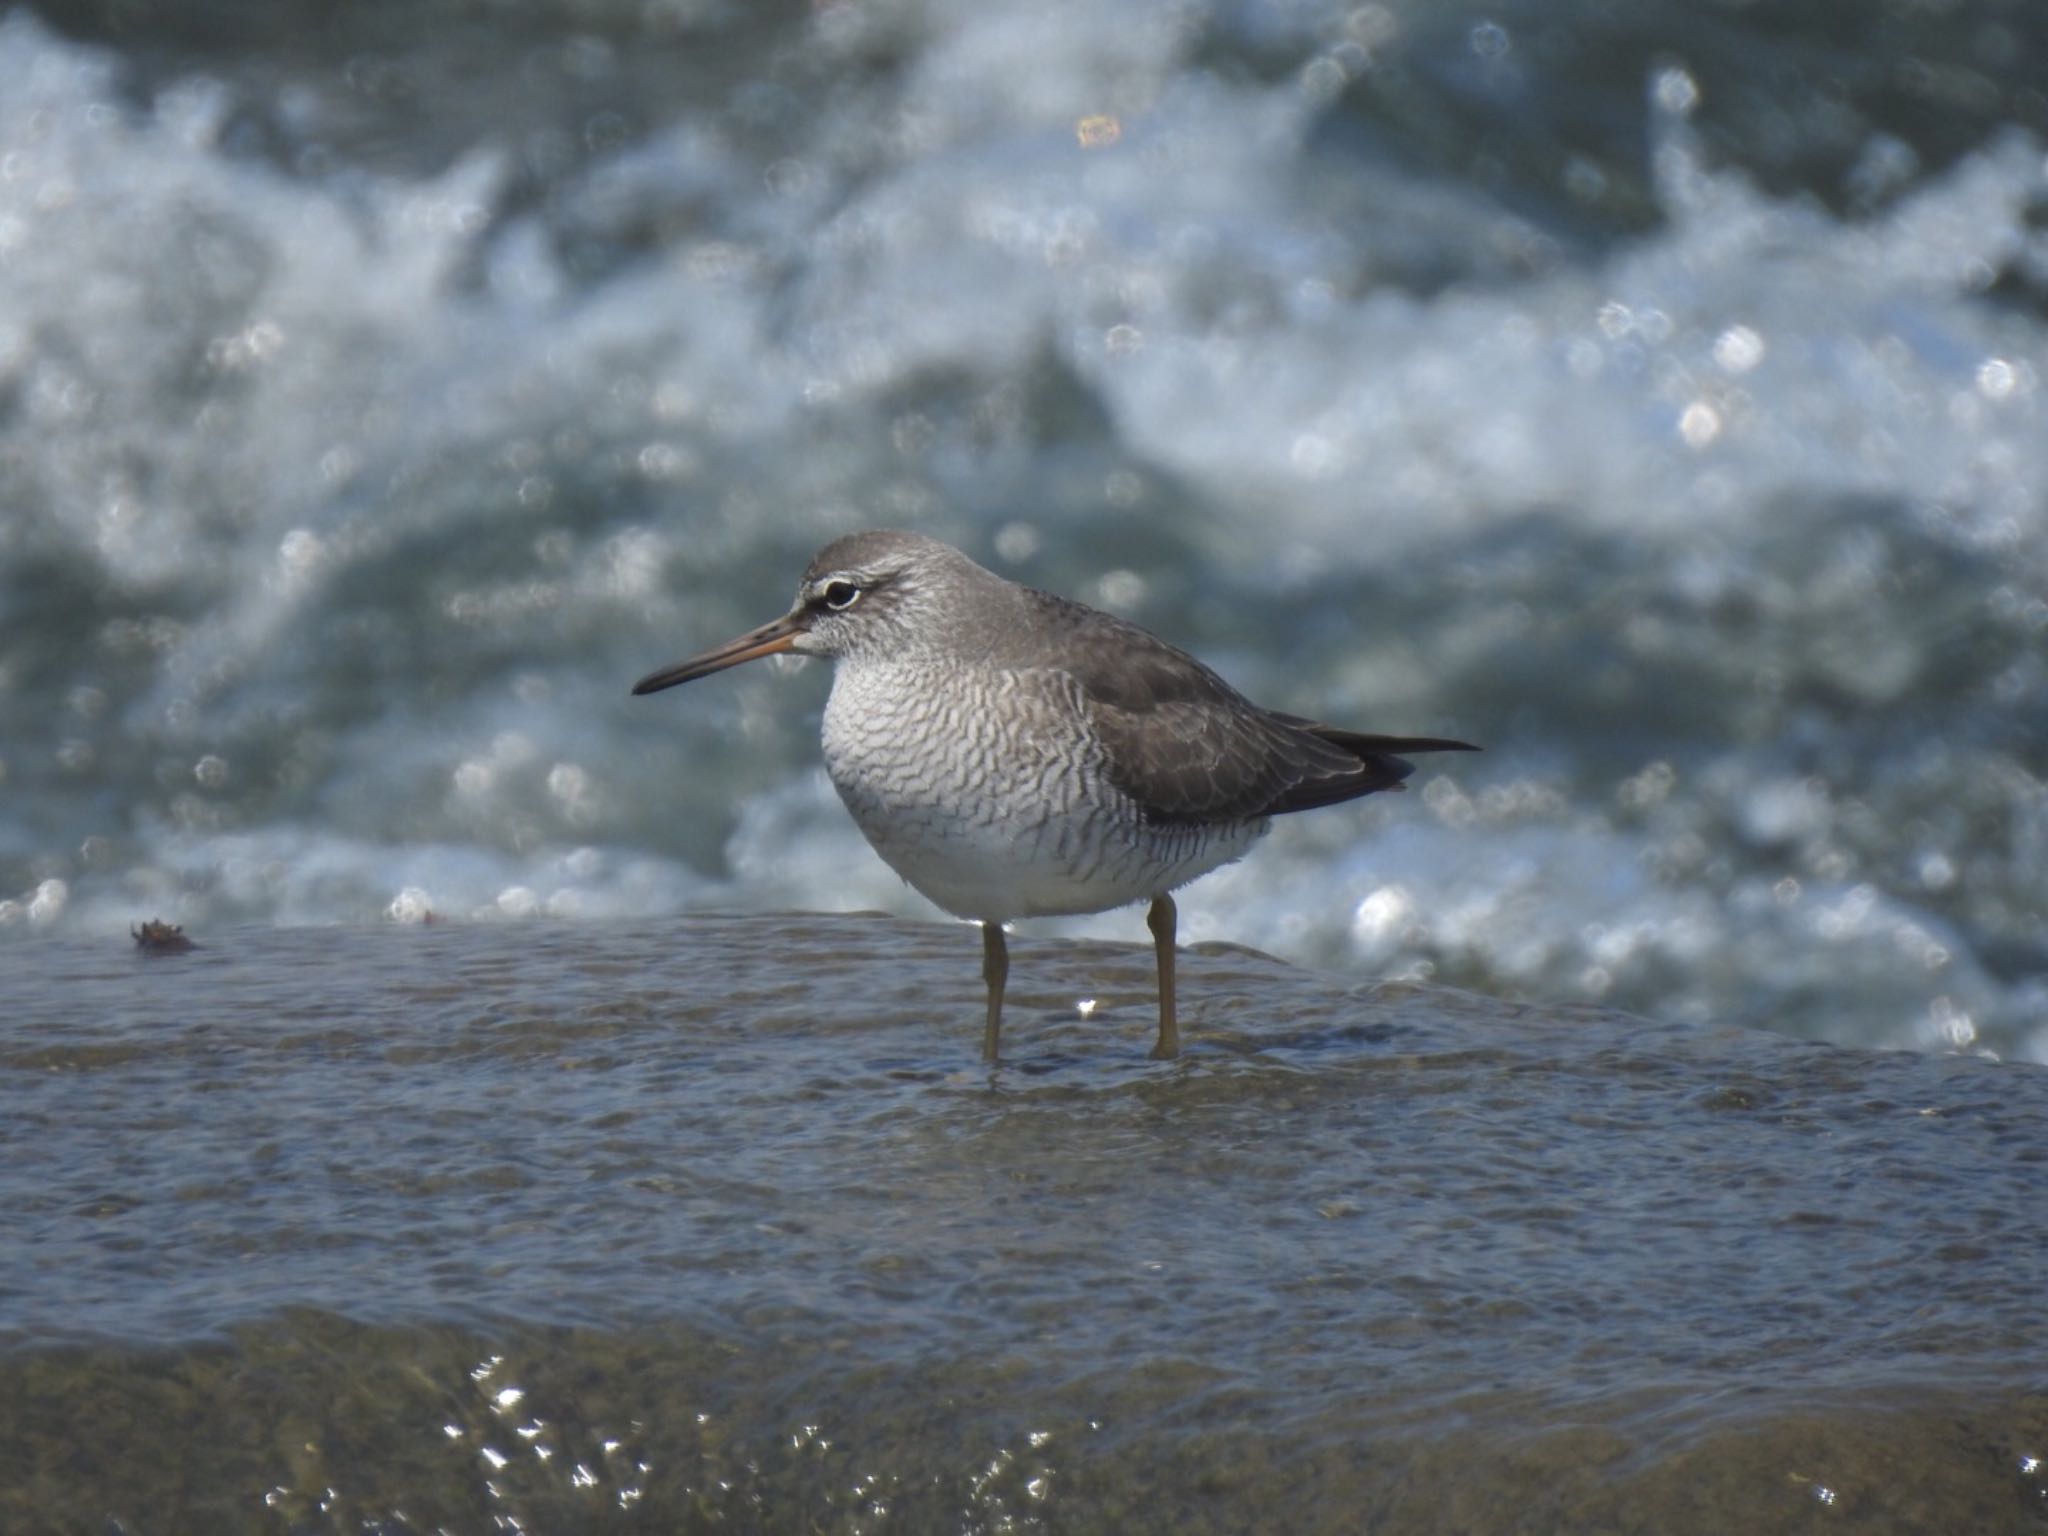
[4,919,2042,1531]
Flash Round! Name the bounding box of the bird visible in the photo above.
[632,530,1477,1062]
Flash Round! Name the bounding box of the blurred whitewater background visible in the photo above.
[2,0,2043,1060]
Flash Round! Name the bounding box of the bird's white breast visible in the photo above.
[818,658,1263,921]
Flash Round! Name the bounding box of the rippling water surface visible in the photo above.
[4,921,2042,1530]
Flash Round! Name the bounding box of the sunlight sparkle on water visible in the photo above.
[1075,115,1119,149]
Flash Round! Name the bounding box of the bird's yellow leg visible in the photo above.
[981,921,1008,1063]
[1147,894,1179,1060]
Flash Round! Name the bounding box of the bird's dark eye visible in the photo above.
[822,580,861,611]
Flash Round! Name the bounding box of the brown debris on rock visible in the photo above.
[131,919,197,953]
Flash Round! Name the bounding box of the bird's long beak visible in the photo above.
[631,610,805,695]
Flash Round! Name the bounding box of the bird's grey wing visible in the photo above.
[1091,694,1396,824]
[1015,600,1398,824]
[1006,588,1478,822]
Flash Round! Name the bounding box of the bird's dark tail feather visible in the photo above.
[1253,723,1480,816]
[1310,729,1482,759]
